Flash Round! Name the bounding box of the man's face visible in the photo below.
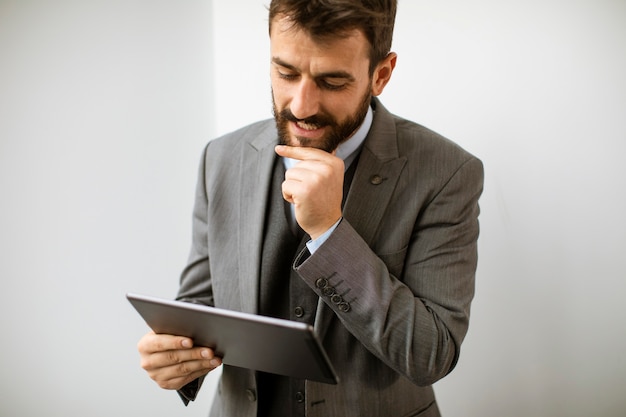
[270,16,374,153]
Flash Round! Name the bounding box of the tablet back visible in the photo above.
[127,293,338,384]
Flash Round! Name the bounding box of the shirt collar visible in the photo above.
[283,105,373,171]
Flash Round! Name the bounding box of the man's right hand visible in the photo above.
[137,331,222,391]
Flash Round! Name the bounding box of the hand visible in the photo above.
[137,331,222,391]
[275,145,344,239]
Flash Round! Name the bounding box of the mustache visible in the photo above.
[278,108,335,127]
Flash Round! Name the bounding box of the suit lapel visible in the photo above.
[238,122,278,314]
[343,99,406,243]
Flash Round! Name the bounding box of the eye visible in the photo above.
[276,69,298,81]
[319,79,347,91]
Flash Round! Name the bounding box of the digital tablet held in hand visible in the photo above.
[127,293,338,384]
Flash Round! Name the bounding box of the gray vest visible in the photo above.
[257,155,358,417]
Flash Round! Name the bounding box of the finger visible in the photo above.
[138,331,194,355]
[154,367,216,391]
[283,166,308,183]
[281,174,300,204]
[275,145,332,161]
[142,346,220,371]
[148,353,216,380]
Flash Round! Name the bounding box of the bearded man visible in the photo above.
[138,1,484,416]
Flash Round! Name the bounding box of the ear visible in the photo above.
[371,52,397,96]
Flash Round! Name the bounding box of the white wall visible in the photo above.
[1,1,625,416]
[0,1,215,416]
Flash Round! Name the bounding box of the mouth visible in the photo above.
[291,120,327,139]
[296,121,322,131]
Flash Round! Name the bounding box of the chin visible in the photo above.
[295,136,334,152]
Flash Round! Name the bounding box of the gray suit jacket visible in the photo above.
[177,99,484,417]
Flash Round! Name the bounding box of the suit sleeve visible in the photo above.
[174,144,213,404]
[176,143,214,306]
[294,155,484,386]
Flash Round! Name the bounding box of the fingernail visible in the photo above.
[181,339,192,348]
[201,349,210,358]
[210,359,220,367]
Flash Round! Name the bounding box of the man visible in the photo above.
[138,1,483,416]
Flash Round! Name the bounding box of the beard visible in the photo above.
[272,87,372,153]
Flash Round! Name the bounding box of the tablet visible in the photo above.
[127,293,338,384]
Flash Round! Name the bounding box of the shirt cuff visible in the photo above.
[305,218,342,255]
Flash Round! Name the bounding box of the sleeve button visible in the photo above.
[331,294,343,304]
[315,278,328,289]
[322,286,336,297]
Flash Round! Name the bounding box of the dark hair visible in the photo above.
[269,0,397,74]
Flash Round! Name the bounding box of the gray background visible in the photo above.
[1,1,625,416]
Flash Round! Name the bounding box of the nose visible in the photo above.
[290,78,320,120]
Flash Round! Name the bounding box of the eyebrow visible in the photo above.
[272,56,356,82]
